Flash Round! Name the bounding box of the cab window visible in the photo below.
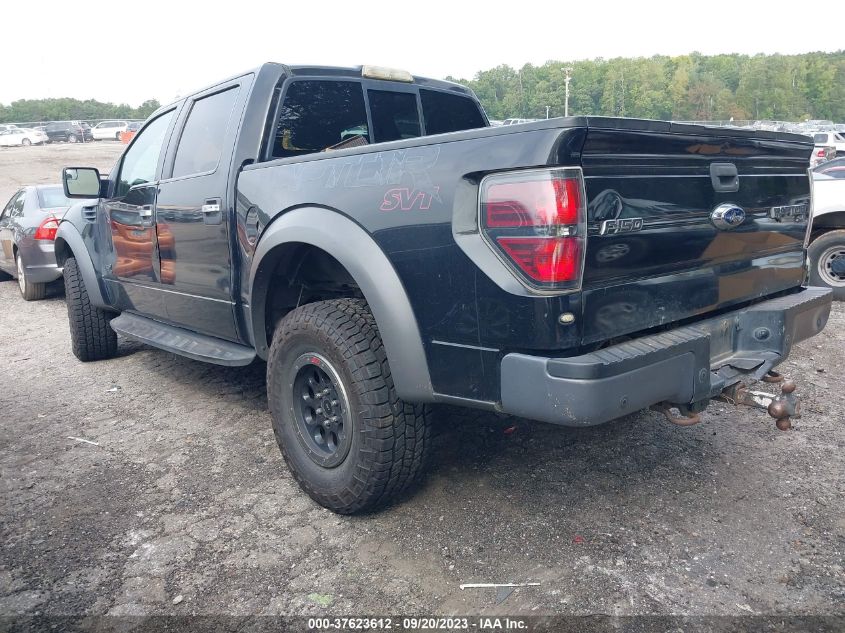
[116,110,175,197]
[419,89,486,135]
[172,86,240,178]
[368,90,421,143]
[272,81,368,158]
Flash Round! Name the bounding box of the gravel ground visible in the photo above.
[0,144,843,623]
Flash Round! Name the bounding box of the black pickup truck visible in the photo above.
[57,62,832,513]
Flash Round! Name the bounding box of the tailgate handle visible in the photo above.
[710,162,739,193]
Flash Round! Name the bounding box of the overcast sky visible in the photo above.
[2,0,843,106]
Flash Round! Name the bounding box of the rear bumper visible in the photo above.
[20,240,62,283]
[500,287,832,426]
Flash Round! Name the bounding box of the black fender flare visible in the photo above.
[249,207,434,403]
[54,220,107,308]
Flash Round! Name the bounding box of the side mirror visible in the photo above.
[63,167,101,198]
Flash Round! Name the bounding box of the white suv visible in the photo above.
[813,131,845,156]
[91,120,129,141]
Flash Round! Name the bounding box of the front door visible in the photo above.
[101,109,176,317]
[154,83,244,340]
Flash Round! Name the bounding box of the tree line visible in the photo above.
[447,51,845,122]
[0,98,161,124]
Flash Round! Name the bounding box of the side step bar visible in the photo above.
[110,313,256,367]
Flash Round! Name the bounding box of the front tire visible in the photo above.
[21,138,31,147]
[808,230,845,300]
[16,252,46,301]
[63,257,118,361]
[267,299,431,514]
[67,134,77,143]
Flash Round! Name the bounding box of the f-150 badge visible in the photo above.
[599,217,644,235]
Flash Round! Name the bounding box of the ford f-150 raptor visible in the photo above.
[57,63,832,513]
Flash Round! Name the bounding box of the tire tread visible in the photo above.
[268,298,431,514]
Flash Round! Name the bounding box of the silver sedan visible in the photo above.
[0,185,71,300]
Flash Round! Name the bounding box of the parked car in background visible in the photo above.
[808,167,845,299]
[0,185,72,300]
[501,118,538,125]
[813,131,845,157]
[812,143,836,167]
[119,121,143,144]
[814,157,845,179]
[45,121,94,143]
[92,120,129,141]
[0,128,48,146]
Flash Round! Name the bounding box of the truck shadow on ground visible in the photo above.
[126,343,726,505]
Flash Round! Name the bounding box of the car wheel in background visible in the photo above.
[808,230,845,301]
[21,138,31,147]
[67,134,77,143]
[266,298,432,514]
[63,257,118,361]
[16,252,46,301]
[115,132,121,141]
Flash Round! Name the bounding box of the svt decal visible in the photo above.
[380,187,441,212]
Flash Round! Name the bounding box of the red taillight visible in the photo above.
[485,178,581,227]
[480,169,585,289]
[497,237,581,283]
[817,149,825,157]
[34,216,60,241]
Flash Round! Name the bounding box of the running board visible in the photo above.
[110,313,256,366]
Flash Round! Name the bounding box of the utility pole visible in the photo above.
[546,105,550,119]
[564,67,573,117]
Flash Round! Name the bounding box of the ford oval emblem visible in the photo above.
[711,203,746,230]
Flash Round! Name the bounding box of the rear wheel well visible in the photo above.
[54,238,72,267]
[811,211,845,240]
[264,243,364,342]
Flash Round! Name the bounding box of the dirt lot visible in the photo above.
[1,144,844,624]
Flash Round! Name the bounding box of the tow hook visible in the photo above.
[651,404,702,426]
[717,376,801,431]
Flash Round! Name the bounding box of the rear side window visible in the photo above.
[172,86,240,178]
[368,90,421,143]
[37,187,72,208]
[272,81,368,158]
[420,89,485,135]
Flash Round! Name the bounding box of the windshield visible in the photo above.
[37,186,73,209]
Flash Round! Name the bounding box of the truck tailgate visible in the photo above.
[579,120,812,345]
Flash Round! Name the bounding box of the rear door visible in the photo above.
[579,120,812,345]
[0,191,25,272]
[154,80,246,340]
[101,109,177,318]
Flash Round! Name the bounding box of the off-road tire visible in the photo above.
[267,298,431,514]
[808,230,845,301]
[16,253,46,301]
[64,257,118,361]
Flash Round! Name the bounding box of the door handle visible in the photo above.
[138,205,153,219]
[202,198,223,225]
[202,201,221,214]
[710,162,739,193]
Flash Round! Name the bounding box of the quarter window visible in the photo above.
[172,86,240,179]
[419,89,485,135]
[272,81,368,158]
[116,110,175,197]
